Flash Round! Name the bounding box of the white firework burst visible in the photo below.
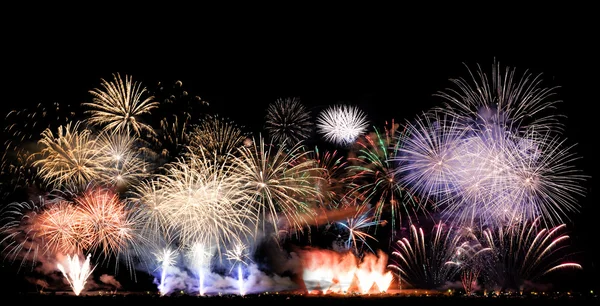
[316,104,369,146]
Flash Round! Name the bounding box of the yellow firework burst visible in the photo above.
[32,121,103,190]
[84,73,159,137]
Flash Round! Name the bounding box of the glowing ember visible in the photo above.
[299,248,393,294]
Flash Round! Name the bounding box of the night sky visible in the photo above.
[2,10,597,294]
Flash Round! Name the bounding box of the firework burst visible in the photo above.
[444,229,493,294]
[32,121,104,191]
[304,146,349,210]
[129,179,173,245]
[225,242,251,271]
[74,188,139,268]
[146,79,209,159]
[154,246,179,295]
[0,198,48,268]
[185,242,215,296]
[265,97,312,145]
[316,104,369,146]
[393,111,466,206]
[155,149,255,256]
[388,222,463,290]
[497,130,587,227]
[346,120,423,236]
[335,205,380,255]
[35,200,84,255]
[435,60,562,135]
[84,73,159,137]
[394,109,586,229]
[95,131,149,190]
[231,135,324,237]
[479,217,582,291]
[187,114,248,164]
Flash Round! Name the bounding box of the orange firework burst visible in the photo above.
[36,200,85,255]
[74,188,137,261]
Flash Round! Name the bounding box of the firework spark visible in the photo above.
[1,102,77,196]
[146,79,209,159]
[225,242,251,296]
[185,242,214,295]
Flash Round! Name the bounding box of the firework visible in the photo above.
[156,113,192,159]
[1,189,139,273]
[335,205,380,255]
[265,97,312,145]
[156,149,255,255]
[129,179,172,244]
[316,104,369,146]
[479,217,582,291]
[185,242,214,295]
[57,253,96,296]
[146,79,209,159]
[355,251,394,294]
[435,60,562,135]
[225,242,251,270]
[225,242,251,295]
[497,130,587,227]
[231,135,323,237]
[32,122,103,190]
[0,199,47,268]
[187,114,248,164]
[394,110,586,229]
[388,62,585,229]
[154,246,178,295]
[388,222,463,290]
[346,120,423,235]
[74,188,138,266]
[95,131,149,189]
[35,200,84,255]
[84,73,159,137]
[300,146,349,211]
[393,111,466,206]
[444,230,493,295]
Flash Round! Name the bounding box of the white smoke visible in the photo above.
[153,262,298,296]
